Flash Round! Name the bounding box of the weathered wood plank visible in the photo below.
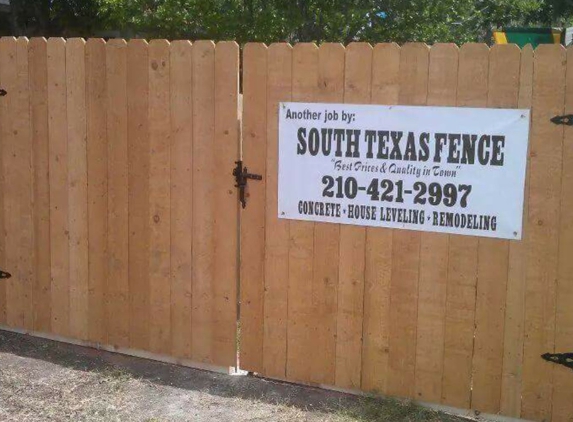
[500,44,533,418]
[127,39,150,351]
[47,38,70,337]
[66,38,89,340]
[387,42,428,399]
[262,43,291,379]
[29,37,51,333]
[212,41,240,366]
[441,43,488,409]
[169,40,193,359]
[86,38,108,344]
[415,43,458,403]
[240,43,267,372]
[361,42,400,394]
[106,39,129,348]
[335,42,371,390]
[148,39,171,355]
[522,44,566,422]
[310,42,344,386]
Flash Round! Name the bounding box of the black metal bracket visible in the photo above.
[0,89,6,97]
[233,160,262,209]
[0,270,11,279]
[541,352,573,370]
[551,114,573,126]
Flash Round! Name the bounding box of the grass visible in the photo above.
[337,396,467,422]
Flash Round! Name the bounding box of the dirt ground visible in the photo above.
[0,330,480,422]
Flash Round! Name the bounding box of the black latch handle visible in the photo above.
[0,89,6,97]
[551,114,573,126]
[233,160,262,209]
[0,270,11,279]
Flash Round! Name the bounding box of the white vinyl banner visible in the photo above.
[278,102,530,240]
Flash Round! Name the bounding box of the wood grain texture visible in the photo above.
[66,38,89,340]
[29,37,51,333]
[106,39,129,348]
[414,43,458,403]
[361,43,400,394]
[287,43,318,384]
[335,42,371,390]
[240,43,267,373]
[552,45,573,422]
[262,43,291,379]
[521,45,566,422]
[191,40,216,363]
[212,41,240,366]
[311,43,344,386]
[441,43,488,409]
[127,39,150,351]
[47,38,70,337]
[148,39,171,355]
[500,44,533,419]
[86,38,107,344]
[169,40,193,359]
[1,37,34,330]
[471,44,519,415]
[387,43,428,399]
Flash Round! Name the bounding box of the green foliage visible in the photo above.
[99,0,557,43]
[2,0,573,42]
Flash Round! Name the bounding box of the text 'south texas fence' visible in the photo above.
[0,38,572,422]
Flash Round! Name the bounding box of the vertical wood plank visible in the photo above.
[262,43,290,379]
[441,43,488,408]
[1,37,34,330]
[29,37,51,333]
[127,39,150,351]
[0,38,6,326]
[552,45,573,422]
[213,41,240,366]
[169,40,193,359]
[500,44,533,419]
[387,42,428,398]
[106,39,129,348]
[287,43,318,383]
[240,43,267,372]
[361,43,400,393]
[47,38,69,337]
[522,45,566,422]
[310,43,344,386]
[86,38,108,344]
[148,39,171,355]
[335,42,371,389]
[66,38,89,340]
[414,43,458,403]
[191,40,215,363]
[471,44,520,414]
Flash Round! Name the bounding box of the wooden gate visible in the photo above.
[240,42,573,422]
[0,37,240,369]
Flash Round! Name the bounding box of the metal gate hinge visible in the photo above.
[0,270,11,279]
[541,352,573,370]
[551,114,573,126]
[233,160,262,209]
[0,89,6,97]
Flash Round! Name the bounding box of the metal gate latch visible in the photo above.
[0,270,11,279]
[550,114,573,126]
[233,160,262,209]
[0,89,6,97]
[541,352,573,370]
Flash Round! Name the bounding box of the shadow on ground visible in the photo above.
[0,330,473,422]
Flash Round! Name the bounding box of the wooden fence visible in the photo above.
[240,42,573,422]
[0,37,572,422]
[0,37,240,368]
